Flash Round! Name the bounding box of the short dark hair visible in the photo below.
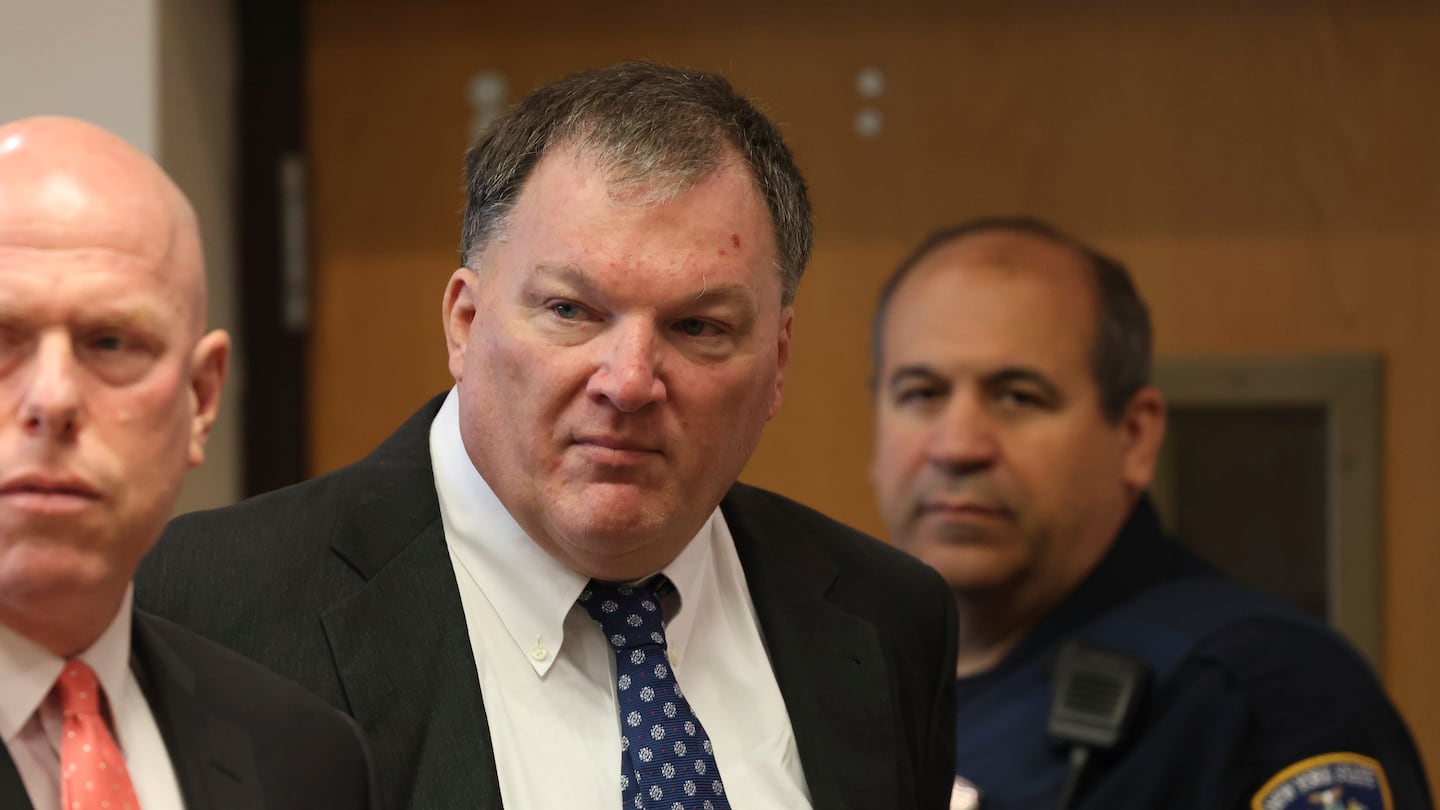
[870,216,1152,423]
[460,61,813,306]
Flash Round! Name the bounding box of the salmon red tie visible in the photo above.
[54,660,140,810]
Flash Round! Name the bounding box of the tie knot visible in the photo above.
[578,579,667,650]
[54,660,103,716]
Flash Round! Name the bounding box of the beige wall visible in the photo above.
[0,0,158,152]
[157,0,242,514]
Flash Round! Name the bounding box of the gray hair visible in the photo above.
[460,61,813,306]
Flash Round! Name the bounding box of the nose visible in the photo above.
[21,333,82,441]
[585,320,667,413]
[925,392,998,476]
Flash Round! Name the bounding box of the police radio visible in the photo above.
[1047,641,1150,810]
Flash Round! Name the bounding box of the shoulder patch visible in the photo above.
[1251,753,1391,810]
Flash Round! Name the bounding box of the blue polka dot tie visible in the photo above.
[579,579,731,810]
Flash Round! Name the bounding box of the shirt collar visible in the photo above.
[651,507,719,664]
[429,388,724,676]
[0,585,135,742]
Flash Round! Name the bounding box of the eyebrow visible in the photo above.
[0,300,168,330]
[530,262,593,292]
[690,281,759,316]
[884,364,1062,399]
[531,262,759,315]
[885,365,947,391]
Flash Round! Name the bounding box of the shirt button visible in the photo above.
[531,646,548,661]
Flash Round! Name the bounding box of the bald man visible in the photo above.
[0,117,372,810]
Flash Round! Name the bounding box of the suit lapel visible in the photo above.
[320,396,504,810]
[131,612,264,810]
[722,485,899,810]
[0,748,35,810]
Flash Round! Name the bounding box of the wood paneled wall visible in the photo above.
[308,0,1440,785]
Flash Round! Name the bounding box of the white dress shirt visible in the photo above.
[430,388,813,808]
[0,587,186,810]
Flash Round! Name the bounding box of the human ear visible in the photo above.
[442,268,479,383]
[1119,385,1166,494]
[186,329,231,467]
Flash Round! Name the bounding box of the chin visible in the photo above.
[555,516,655,548]
[552,495,705,565]
[547,499,658,542]
[575,480,672,519]
[548,522,689,582]
[0,543,116,597]
[914,544,1019,590]
[945,572,1024,597]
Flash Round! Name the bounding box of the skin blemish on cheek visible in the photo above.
[731,233,741,249]
[717,249,727,257]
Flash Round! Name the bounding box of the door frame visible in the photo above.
[236,0,308,495]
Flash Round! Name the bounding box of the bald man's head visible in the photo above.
[0,116,229,657]
[0,116,209,336]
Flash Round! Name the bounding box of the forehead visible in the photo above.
[0,140,178,265]
[0,156,194,313]
[882,232,1099,376]
[494,145,777,287]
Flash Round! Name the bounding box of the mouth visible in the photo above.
[0,475,103,514]
[570,435,663,466]
[917,497,1012,521]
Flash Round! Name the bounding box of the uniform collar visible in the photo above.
[957,496,1203,699]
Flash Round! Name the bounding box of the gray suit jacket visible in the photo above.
[137,395,957,810]
[0,610,372,810]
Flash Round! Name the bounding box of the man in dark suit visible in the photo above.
[0,116,372,810]
[138,62,957,810]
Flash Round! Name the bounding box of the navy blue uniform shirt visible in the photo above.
[953,497,1433,809]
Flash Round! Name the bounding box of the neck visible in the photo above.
[953,590,1052,677]
[951,542,1111,677]
[0,588,126,658]
[953,499,1138,677]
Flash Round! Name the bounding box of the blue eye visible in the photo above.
[552,302,581,320]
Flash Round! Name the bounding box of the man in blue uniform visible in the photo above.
[868,216,1433,809]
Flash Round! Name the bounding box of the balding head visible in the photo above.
[0,116,229,656]
[871,216,1152,423]
[0,116,208,337]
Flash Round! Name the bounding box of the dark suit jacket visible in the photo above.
[0,610,372,810]
[136,395,958,810]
